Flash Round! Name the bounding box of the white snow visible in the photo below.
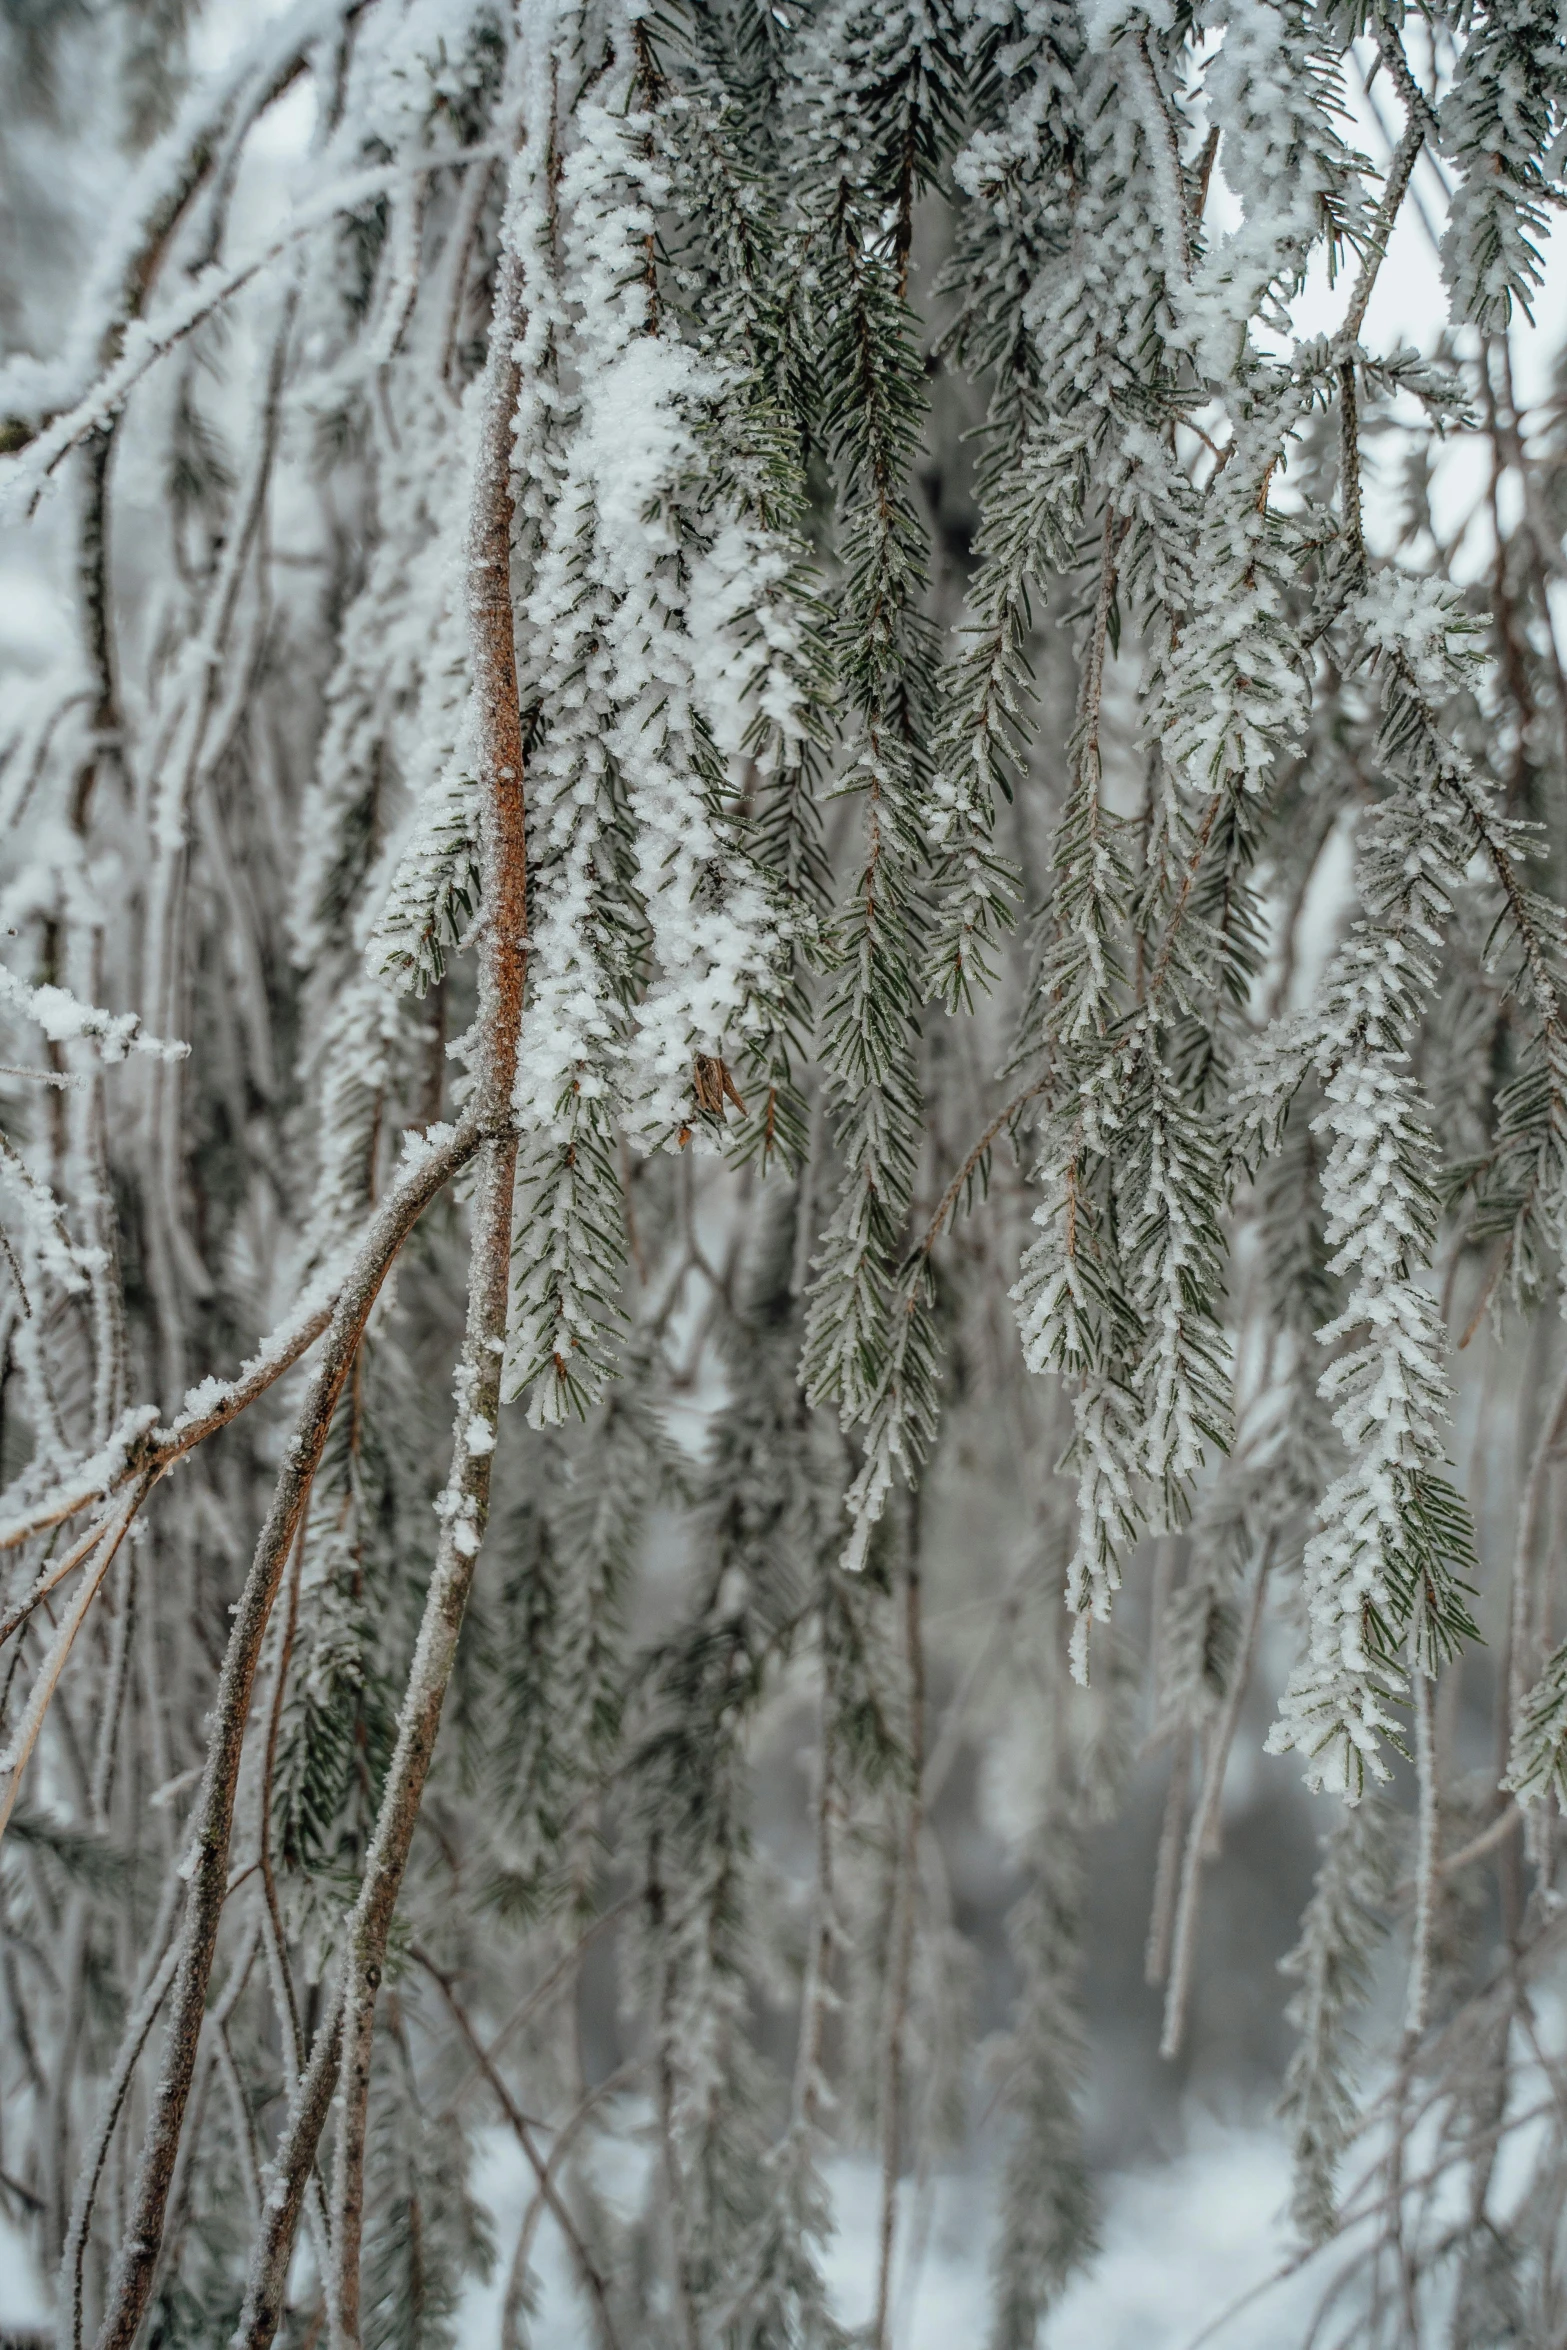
[0,2207,49,2330]
[451,2118,1325,2350]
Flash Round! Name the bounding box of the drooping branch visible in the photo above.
[1159,1541,1273,2059]
[238,149,532,2350]
[414,1950,623,2350]
[872,1512,925,2350]
[439,1894,636,2117]
[0,147,504,514]
[0,1296,336,1554]
[57,1939,180,2350]
[0,1475,144,1842]
[91,1112,478,2350]
[0,0,373,450]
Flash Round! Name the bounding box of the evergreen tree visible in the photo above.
[0,2,1566,2344]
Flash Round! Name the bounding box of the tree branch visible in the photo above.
[414,1951,623,2350]
[236,158,532,2350]
[91,1113,478,2350]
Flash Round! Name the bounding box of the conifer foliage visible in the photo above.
[1,0,1566,2343]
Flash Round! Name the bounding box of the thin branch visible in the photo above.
[223,176,532,2350]
[322,210,531,2350]
[910,1075,1049,1263]
[231,1987,346,2350]
[0,1295,336,1555]
[414,1951,623,2350]
[438,156,496,397]
[139,1919,264,2324]
[0,1476,144,1845]
[790,1670,840,2146]
[1507,1350,1567,1802]
[499,2061,637,2350]
[2,143,506,510]
[1340,29,1433,348]
[1389,1801,1523,1900]
[1159,1542,1271,2058]
[440,1895,636,2118]
[1406,1657,1439,2039]
[92,1114,478,2350]
[0,1491,138,1652]
[57,1937,181,2350]
[1145,1734,1191,1988]
[0,0,368,444]
[258,1516,309,2082]
[872,1513,925,2350]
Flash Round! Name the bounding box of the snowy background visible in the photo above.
[0,2122,1327,2346]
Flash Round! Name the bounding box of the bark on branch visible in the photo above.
[91,1114,478,2350]
[234,183,531,2350]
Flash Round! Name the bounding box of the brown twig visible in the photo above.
[911,1076,1049,1263]
[0,1477,145,1844]
[1159,1544,1272,2057]
[91,1115,478,2350]
[1340,30,1433,350]
[1495,340,1567,773]
[0,1492,138,1651]
[259,1515,309,2078]
[440,1894,636,2117]
[499,2060,636,2350]
[414,1951,623,2350]
[231,1982,346,2350]
[648,1843,701,2350]
[57,1937,181,2350]
[324,1130,521,2349]
[0,1297,336,1555]
[314,189,531,2350]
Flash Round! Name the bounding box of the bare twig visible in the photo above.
[873,1513,925,2349]
[910,1077,1049,1263]
[0,1476,145,1844]
[499,2061,637,2350]
[0,1295,336,1555]
[1437,1801,1521,1883]
[1503,1349,1567,1909]
[0,1491,139,1652]
[1407,1657,1438,2039]
[438,156,496,396]
[414,1951,623,2350]
[441,1895,636,2118]
[92,1115,478,2350]
[1145,1735,1191,1989]
[1159,1543,1272,2058]
[57,1937,180,2350]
